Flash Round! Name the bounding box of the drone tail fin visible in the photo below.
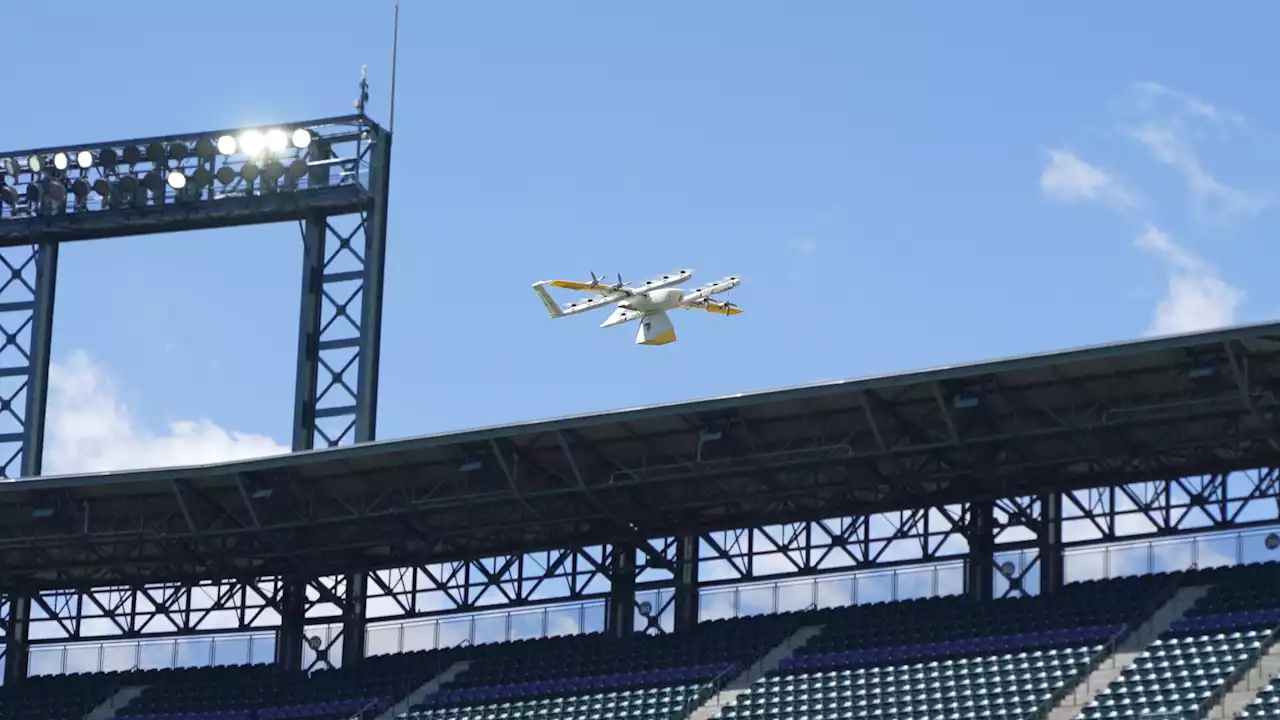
[636,311,677,346]
[532,281,565,319]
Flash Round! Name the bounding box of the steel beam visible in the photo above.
[292,127,391,451]
[966,501,995,601]
[3,592,29,684]
[1040,492,1063,594]
[0,241,57,480]
[673,535,699,632]
[608,543,636,637]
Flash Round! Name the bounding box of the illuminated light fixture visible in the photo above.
[241,162,261,183]
[194,137,217,158]
[239,130,265,156]
[146,142,167,165]
[215,165,237,186]
[166,170,187,190]
[76,150,94,169]
[216,135,237,155]
[169,142,190,161]
[291,128,313,149]
[265,129,288,153]
[121,145,142,165]
[53,152,69,171]
[27,155,43,172]
[191,167,214,188]
[98,148,118,170]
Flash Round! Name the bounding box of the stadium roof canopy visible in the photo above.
[4,321,1280,589]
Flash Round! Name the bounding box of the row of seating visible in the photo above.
[4,562,1279,720]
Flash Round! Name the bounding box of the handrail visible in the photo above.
[1198,622,1280,719]
[1027,625,1127,720]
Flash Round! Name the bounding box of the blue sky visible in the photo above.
[7,1,1280,473]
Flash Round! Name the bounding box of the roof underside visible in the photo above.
[4,322,1280,589]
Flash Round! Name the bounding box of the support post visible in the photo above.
[1039,492,1064,595]
[354,128,391,444]
[4,591,30,684]
[341,571,367,667]
[966,501,995,602]
[277,578,306,672]
[607,543,636,637]
[0,241,58,480]
[292,128,392,451]
[673,535,699,632]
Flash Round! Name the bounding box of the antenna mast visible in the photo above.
[389,0,401,133]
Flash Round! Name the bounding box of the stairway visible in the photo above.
[375,661,470,720]
[82,686,149,720]
[1205,634,1280,719]
[1044,585,1211,720]
[684,625,825,720]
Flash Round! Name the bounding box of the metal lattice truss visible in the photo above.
[1,323,1279,594]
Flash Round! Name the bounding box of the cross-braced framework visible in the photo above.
[0,114,392,481]
[4,320,1280,679]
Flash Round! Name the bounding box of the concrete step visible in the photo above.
[381,661,470,720]
[684,625,825,720]
[1203,633,1280,719]
[1044,585,1212,720]
[83,685,148,720]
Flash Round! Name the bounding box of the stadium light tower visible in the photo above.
[0,113,393,477]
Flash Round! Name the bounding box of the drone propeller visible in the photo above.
[612,273,625,290]
[720,301,735,316]
[588,271,605,288]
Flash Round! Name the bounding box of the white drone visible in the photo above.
[533,269,742,345]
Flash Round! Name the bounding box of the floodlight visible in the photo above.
[0,186,17,207]
[265,129,288,153]
[76,150,94,169]
[53,153,69,171]
[2,158,17,175]
[195,137,217,158]
[92,179,111,197]
[191,168,214,188]
[169,142,190,161]
[27,155,42,172]
[241,162,260,183]
[142,172,165,196]
[71,179,90,199]
[263,161,285,184]
[118,175,140,196]
[98,148,118,170]
[291,128,313,149]
[167,171,187,190]
[45,181,67,204]
[239,130,265,156]
[147,143,167,165]
[215,165,237,186]
[217,135,237,155]
[122,145,142,165]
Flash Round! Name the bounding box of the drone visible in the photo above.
[533,269,742,346]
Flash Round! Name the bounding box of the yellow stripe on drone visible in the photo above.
[705,303,743,316]
[550,280,614,292]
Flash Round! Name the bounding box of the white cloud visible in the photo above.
[1129,81,1250,132]
[1120,83,1266,224]
[1039,149,1136,210]
[1127,123,1265,222]
[790,237,818,254]
[1134,226,1243,336]
[44,350,289,476]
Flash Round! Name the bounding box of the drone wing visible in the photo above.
[549,280,622,295]
[685,299,743,316]
[532,282,627,318]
